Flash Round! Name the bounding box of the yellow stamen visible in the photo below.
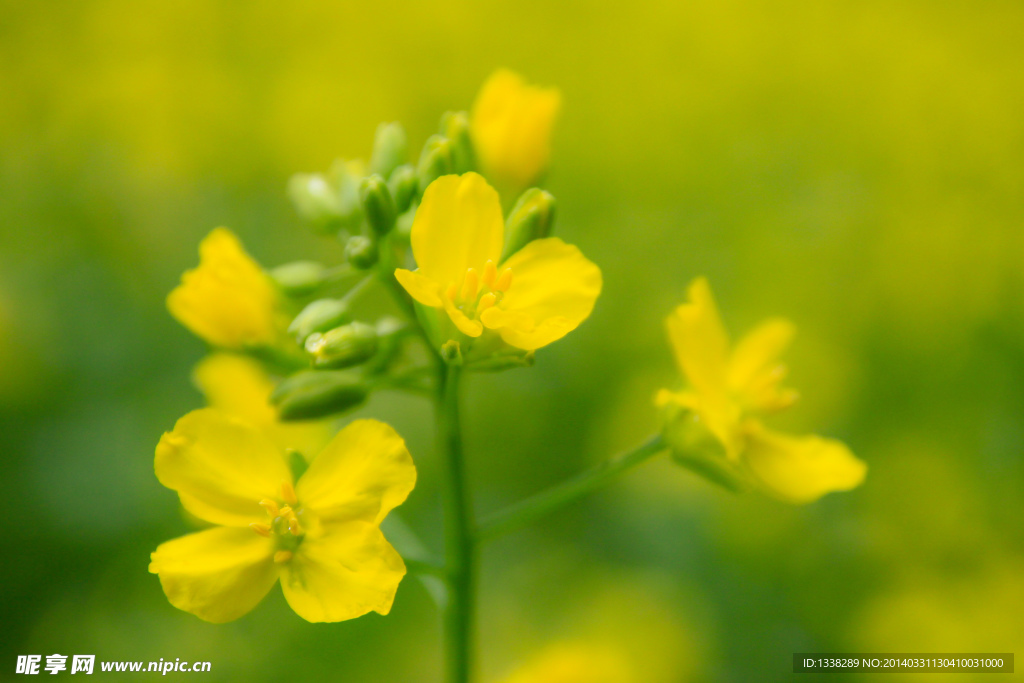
[278,505,292,516]
[288,516,303,536]
[477,292,497,312]
[274,550,293,564]
[259,499,279,517]
[281,481,298,505]
[446,282,459,302]
[250,523,271,537]
[461,268,479,301]
[495,267,513,292]
[482,260,497,289]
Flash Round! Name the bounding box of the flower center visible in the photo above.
[445,259,513,321]
[249,481,305,563]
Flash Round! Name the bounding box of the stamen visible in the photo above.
[259,499,279,517]
[482,260,497,289]
[250,523,271,537]
[446,283,459,302]
[288,516,303,536]
[273,550,293,564]
[495,267,513,292]
[477,292,497,312]
[461,268,479,301]
[281,481,298,505]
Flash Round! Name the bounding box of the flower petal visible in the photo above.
[728,318,798,412]
[149,527,278,623]
[471,69,562,189]
[280,521,406,623]
[296,419,416,525]
[410,173,504,288]
[167,228,285,349]
[484,237,601,350]
[155,409,293,527]
[742,422,867,504]
[443,296,484,337]
[193,353,331,459]
[665,277,730,403]
[394,268,443,307]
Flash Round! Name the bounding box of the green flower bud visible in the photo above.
[501,188,557,261]
[270,261,329,297]
[272,369,368,421]
[440,111,475,174]
[305,322,379,369]
[440,339,463,366]
[360,174,397,237]
[287,173,342,231]
[288,298,351,343]
[369,122,408,179]
[345,235,378,269]
[387,164,418,214]
[417,134,454,194]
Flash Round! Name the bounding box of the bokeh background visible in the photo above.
[2,1,1023,680]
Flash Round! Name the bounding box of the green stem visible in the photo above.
[438,363,475,683]
[474,434,666,543]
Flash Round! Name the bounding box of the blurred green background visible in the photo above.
[2,0,1023,680]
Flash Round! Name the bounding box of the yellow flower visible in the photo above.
[149,411,416,623]
[395,173,601,351]
[167,228,289,349]
[500,643,635,683]
[193,353,332,460]
[471,69,561,190]
[656,277,866,503]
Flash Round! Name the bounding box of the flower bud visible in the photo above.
[288,298,351,343]
[305,322,379,368]
[501,188,556,261]
[417,135,454,194]
[359,174,397,236]
[270,261,329,297]
[272,370,368,421]
[440,111,475,174]
[369,122,408,179]
[440,339,463,366]
[345,235,378,269]
[387,164,417,214]
[288,162,364,234]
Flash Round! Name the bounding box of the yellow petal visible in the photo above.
[155,409,293,527]
[149,526,278,623]
[167,228,286,349]
[471,69,562,190]
[442,295,484,337]
[482,238,601,350]
[665,277,730,403]
[193,354,331,459]
[394,268,443,307]
[280,521,406,623]
[742,422,867,504]
[410,173,504,289]
[296,419,416,526]
[728,318,798,412]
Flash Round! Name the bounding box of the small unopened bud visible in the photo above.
[387,164,417,214]
[369,122,408,179]
[501,188,556,261]
[305,322,378,369]
[360,174,397,237]
[440,339,463,366]
[289,298,351,343]
[345,235,378,269]
[440,111,475,174]
[270,261,329,297]
[287,173,342,232]
[417,135,454,194]
[272,370,369,420]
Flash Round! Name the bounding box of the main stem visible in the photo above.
[438,363,475,683]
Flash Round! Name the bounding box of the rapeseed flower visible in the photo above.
[471,69,561,190]
[395,173,601,352]
[500,643,634,683]
[167,228,290,349]
[657,277,866,503]
[193,353,332,460]
[150,411,416,623]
